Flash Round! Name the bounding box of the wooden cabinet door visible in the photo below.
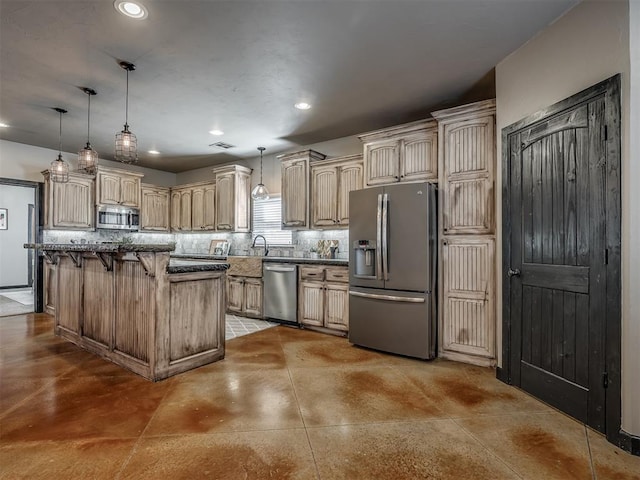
[170,190,181,231]
[191,187,205,230]
[299,281,324,327]
[243,278,263,318]
[141,187,169,231]
[364,139,399,186]
[120,176,140,207]
[97,172,121,205]
[203,184,216,230]
[440,237,495,360]
[324,283,349,331]
[216,173,235,230]
[44,261,56,315]
[227,277,244,313]
[400,130,438,182]
[441,115,495,235]
[336,162,363,226]
[179,190,192,231]
[281,159,308,228]
[311,165,338,227]
[53,177,94,229]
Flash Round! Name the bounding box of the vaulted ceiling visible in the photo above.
[0,0,577,172]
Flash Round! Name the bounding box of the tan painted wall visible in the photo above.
[0,139,177,186]
[495,0,637,434]
[175,135,362,190]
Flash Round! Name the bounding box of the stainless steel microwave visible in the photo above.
[96,205,140,231]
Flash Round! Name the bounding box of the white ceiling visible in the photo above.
[0,0,577,173]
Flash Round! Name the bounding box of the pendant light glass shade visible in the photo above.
[115,61,138,164]
[78,87,98,174]
[49,108,70,183]
[251,147,270,200]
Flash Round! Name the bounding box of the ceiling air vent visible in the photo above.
[209,141,235,149]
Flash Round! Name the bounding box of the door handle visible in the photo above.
[376,194,383,280]
[382,193,389,281]
[508,268,521,277]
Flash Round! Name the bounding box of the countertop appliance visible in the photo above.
[263,263,298,324]
[348,182,437,359]
[96,205,139,231]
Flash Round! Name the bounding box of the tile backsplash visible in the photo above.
[42,229,349,259]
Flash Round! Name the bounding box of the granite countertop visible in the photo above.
[167,259,230,274]
[173,253,348,266]
[25,243,176,253]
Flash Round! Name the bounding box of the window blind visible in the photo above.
[252,195,292,246]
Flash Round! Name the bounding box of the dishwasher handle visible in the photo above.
[264,265,297,273]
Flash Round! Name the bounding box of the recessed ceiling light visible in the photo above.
[148,150,160,155]
[295,102,312,110]
[114,1,148,19]
[209,129,224,136]
[0,122,8,128]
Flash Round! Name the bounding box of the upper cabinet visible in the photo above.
[96,166,143,208]
[169,181,216,232]
[359,119,438,187]
[213,165,251,232]
[43,170,95,230]
[279,149,326,229]
[432,99,496,235]
[310,154,363,229]
[140,184,170,232]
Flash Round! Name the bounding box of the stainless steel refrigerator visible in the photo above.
[348,182,437,359]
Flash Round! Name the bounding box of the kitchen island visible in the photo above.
[25,243,229,381]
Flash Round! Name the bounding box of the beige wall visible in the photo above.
[626,0,639,436]
[0,139,177,186]
[496,0,637,435]
[175,135,362,189]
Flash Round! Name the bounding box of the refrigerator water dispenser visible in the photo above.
[353,240,376,278]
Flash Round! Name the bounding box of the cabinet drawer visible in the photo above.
[325,267,348,283]
[300,266,325,281]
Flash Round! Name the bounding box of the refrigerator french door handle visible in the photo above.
[382,193,389,281]
[349,290,425,303]
[376,193,383,280]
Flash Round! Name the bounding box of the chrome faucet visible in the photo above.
[251,235,269,256]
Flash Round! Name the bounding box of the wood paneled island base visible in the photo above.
[26,244,229,381]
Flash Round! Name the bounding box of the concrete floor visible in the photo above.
[1,313,638,479]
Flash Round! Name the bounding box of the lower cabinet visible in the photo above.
[226,275,263,318]
[298,265,349,332]
[440,236,496,366]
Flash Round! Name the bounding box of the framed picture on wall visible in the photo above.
[0,208,6,230]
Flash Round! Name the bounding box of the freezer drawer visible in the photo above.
[348,287,436,359]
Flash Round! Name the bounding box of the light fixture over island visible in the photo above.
[24,243,229,381]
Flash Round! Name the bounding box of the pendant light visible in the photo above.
[115,60,138,163]
[78,87,98,174]
[49,108,69,183]
[251,147,270,200]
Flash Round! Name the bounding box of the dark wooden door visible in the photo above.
[503,76,621,435]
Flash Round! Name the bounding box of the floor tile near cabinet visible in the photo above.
[2,313,639,480]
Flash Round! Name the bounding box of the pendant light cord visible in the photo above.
[58,110,63,156]
[125,68,129,127]
[260,149,263,183]
[87,93,91,144]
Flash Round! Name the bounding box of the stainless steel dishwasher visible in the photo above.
[263,263,298,324]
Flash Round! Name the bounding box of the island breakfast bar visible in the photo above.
[25,243,229,381]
